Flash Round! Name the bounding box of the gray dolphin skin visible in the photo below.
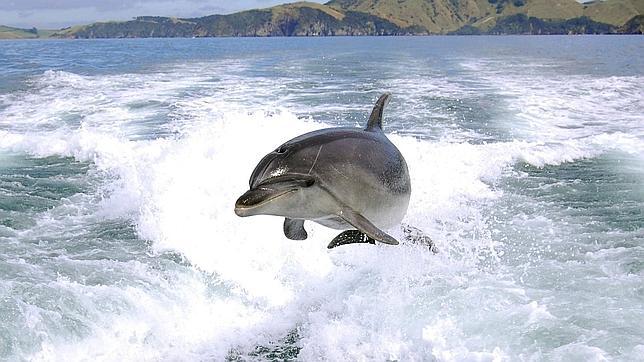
[234,93,411,248]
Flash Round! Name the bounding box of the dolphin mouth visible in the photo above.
[234,188,296,216]
[234,174,315,217]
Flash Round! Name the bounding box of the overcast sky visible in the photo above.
[1,0,325,29]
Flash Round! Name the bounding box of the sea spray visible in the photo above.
[1,37,642,360]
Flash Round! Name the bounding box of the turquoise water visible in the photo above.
[0,36,643,360]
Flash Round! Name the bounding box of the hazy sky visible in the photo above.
[1,0,325,29]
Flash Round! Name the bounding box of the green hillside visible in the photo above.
[327,0,642,32]
[3,0,642,39]
[0,25,38,39]
[328,0,482,33]
[49,2,416,38]
[0,25,59,39]
[582,0,644,25]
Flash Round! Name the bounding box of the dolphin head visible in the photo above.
[234,173,316,217]
[234,140,322,218]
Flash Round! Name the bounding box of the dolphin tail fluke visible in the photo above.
[365,93,391,132]
[338,207,399,246]
[328,230,375,249]
[284,218,308,240]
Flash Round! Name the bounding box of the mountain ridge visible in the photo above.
[1,0,642,39]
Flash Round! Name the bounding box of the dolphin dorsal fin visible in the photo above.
[365,93,391,132]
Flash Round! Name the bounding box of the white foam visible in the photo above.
[3,110,620,360]
[26,267,267,361]
[3,66,642,360]
[460,60,644,143]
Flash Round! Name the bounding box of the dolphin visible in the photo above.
[234,93,411,248]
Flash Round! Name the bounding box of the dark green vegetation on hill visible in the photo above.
[621,14,644,32]
[1,0,642,39]
[453,14,622,34]
[0,25,57,39]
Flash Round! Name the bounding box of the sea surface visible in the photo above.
[0,36,642,361]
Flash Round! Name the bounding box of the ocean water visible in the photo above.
[0,36,642,361]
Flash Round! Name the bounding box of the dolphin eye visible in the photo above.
[275,145,288,154]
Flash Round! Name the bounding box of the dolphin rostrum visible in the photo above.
[234,93,411,248]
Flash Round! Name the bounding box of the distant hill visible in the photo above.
[327,0,642,32]
[1,0,642,39]
[50,2,421,38]
[582,0,644,25]
[0,25,59,39]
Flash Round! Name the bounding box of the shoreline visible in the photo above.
[2,32,642,41]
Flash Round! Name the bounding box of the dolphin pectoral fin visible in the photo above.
[284,218,308,240]
[327,230,375,249]
[338,208,399,246]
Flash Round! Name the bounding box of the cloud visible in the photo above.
[0,0,211,12]
[0,0,324,12]
[0,1,126,11]
[0,0,325,28]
